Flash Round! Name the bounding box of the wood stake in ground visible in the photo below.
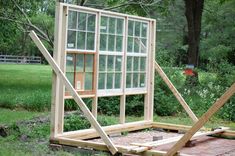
[29,30,118,155]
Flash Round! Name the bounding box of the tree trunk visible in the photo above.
[184,0,204,86]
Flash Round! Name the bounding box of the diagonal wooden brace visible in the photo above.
[166,83,235,156]
[29,31,118,155]
[155,62,198,123]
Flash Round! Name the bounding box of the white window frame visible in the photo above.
[66,8,98,53]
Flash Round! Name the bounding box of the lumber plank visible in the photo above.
[154,62,198,123]
[29,31,118,155]
[56,137,191,156]
[152,122,194,131]
[166,83,235,156]
[131,127,228,147]
[144,20,156,121]
[50,2,64,138]
[60,120,152,139]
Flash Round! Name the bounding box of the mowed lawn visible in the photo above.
[0,64,52,111]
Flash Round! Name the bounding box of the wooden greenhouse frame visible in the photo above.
[29,2,235,156]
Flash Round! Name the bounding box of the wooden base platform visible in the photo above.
[50,122,235,156]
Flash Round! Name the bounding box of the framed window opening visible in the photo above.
[97,14,125,95]
[67,9,97,52]
[126,19,149,92]
[65,53,95,96]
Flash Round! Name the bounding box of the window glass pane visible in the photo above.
[127,56,132,71]
[78,12,86,31]
[135,22,141,36]
[116,18,123,35]
[107,55,114,71]
[66,72,74,87]
[116,36,123,52]
[100,34,107,51]
[84,72,93,90]
[133,57,139,71]
[98,73,105,89]
[99,55,106,71]
[115,56,122,71]
[126,73,132,88]
[66,54,74,72]
[127,37,133,52]
[108,35,115,51]
[109,17,116,34]
[140,38,147,53]
[68,11,77,29]
[106,73,113,89]
[139,73,145,87]
[86,32,95,50]
[77,31,85,49]
[85,54,93,72]
[133,73,138,87]
[87,14,95,32]
[115,73,121,89]
[141,23,147,37]
[128,20,134,36]
[100,16,108,33]
[140,57,146,71]
[76,54,84,72]
[134,39,140,53]
[67,30,76,49]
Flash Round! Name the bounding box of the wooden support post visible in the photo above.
[92,11,100,119]
[154,62,198,123]
[120,95,126,124]
[119,16,128,124]
[144,20,156,121]
[92,97,98,118]
[50,3,66,138]
[29,31,118,155]
[166,83,235,156]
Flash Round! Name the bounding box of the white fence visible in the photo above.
[0,55,41,64]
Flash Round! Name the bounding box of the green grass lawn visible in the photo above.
[0,108,47,124]
[0,64,52,111]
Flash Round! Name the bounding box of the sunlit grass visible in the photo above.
[0,64,52,111]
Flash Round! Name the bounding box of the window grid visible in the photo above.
[65,53,94,91]
[127,20,148,54]
[67,10,96,51]
[98,15,125,91]
[126,19,148,89]
[98,55,122,90]
[99,16,124,53]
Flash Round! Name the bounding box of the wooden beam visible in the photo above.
[221,130,235,138]
[152,122,193,131]
[166,83,235,156]
[131,127,228,148]
[60,120,152,139]
[56,137,191,156]
[152,122,235,138]
[154,62,198,123]
[29,31,118,155]
[50,2,64,138]
[120,95,126,124]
